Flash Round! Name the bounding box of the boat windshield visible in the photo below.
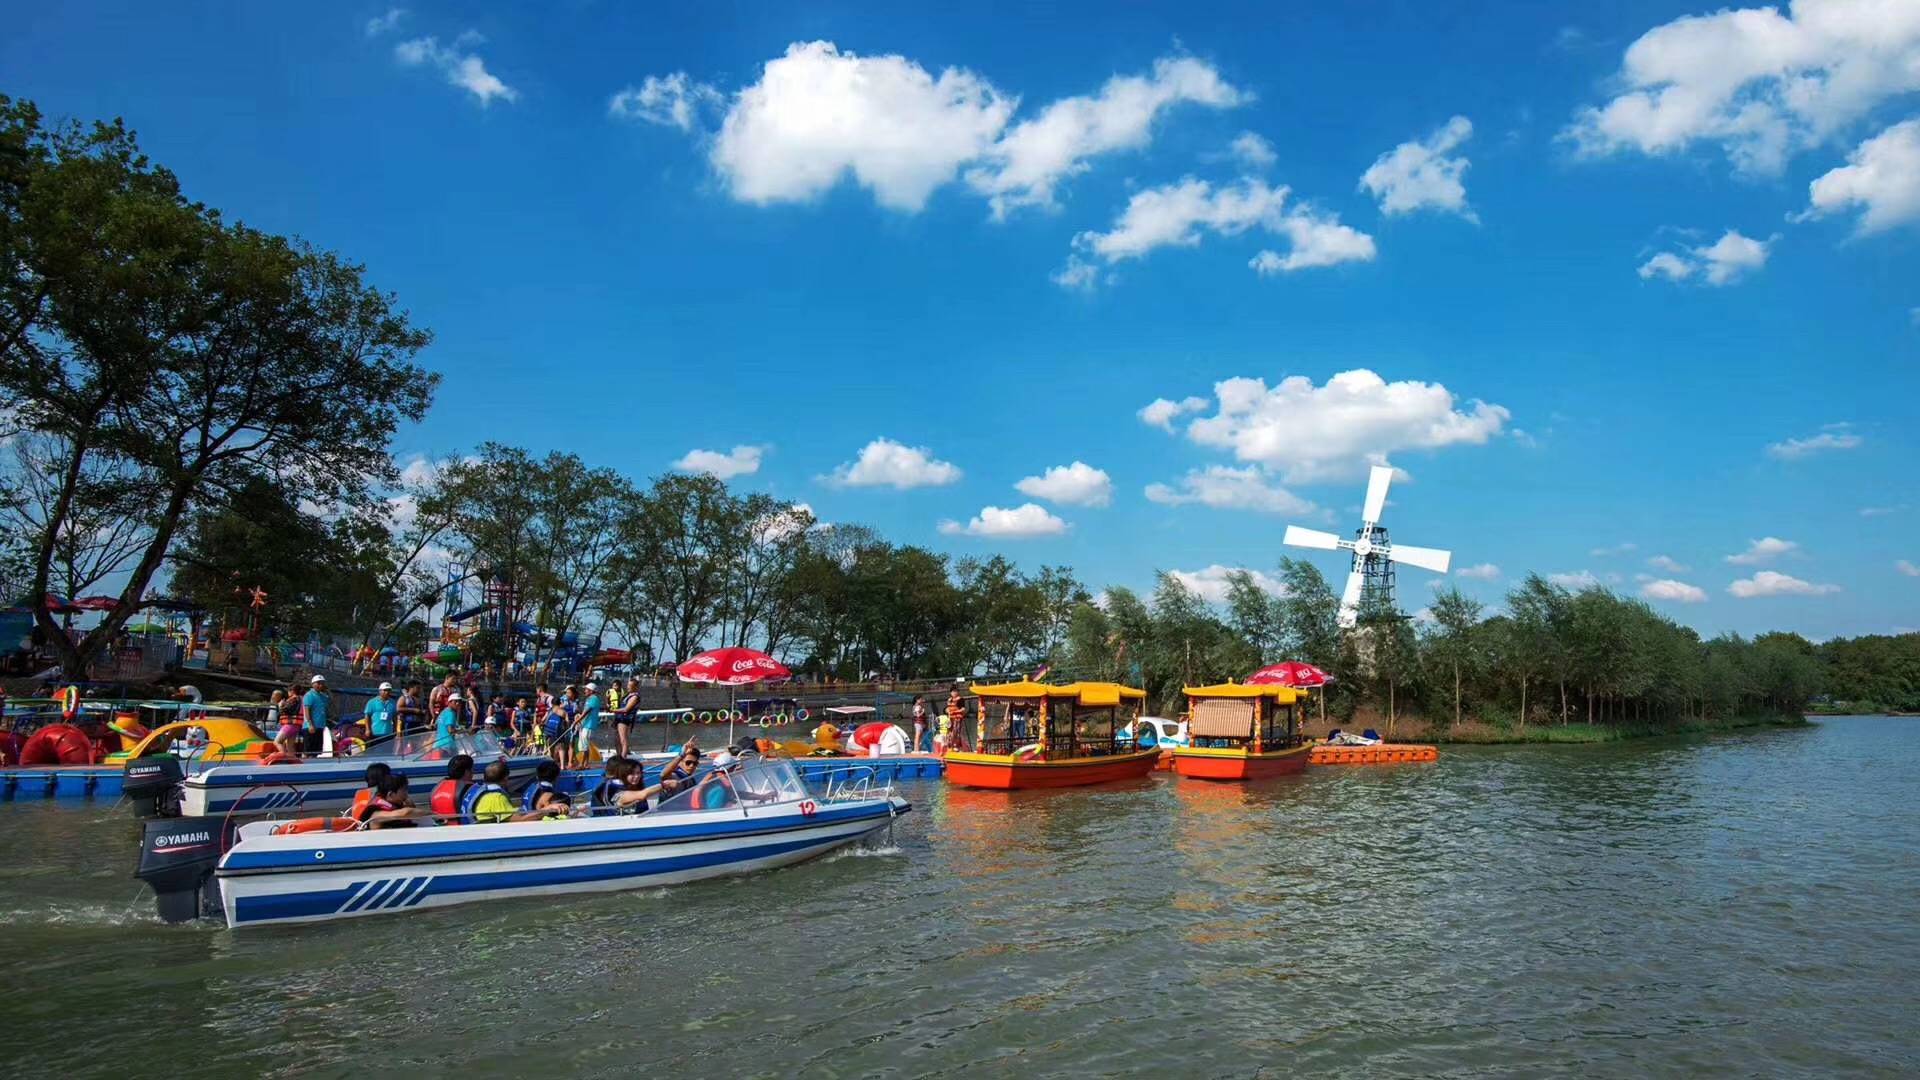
[354,730,510,760]
[652,757,811,814]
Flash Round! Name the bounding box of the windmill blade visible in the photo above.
[1361,465,1393,526]
[1338,567,1365,626]
[1387,543,1452,573]
[1283,525,1343,551]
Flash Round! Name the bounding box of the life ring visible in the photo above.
[794,708,810,723]
[772,711,790,725]
[59,686,80,721]
[698,711,714,724]
[261,752,301,765]
[679,711,695,725]
[1013,742,1042,761]
[270,816,359,835]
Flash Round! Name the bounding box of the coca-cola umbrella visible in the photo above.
[1247,661,1332,725]
[676,647,792,745]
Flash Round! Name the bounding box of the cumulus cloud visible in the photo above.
[609,73,723,131]
[1359,115,1477,220]
[1063,177,1374,284]
[1767,427,1862,459]
[938,503,1069,539]
[1728,570,1840,598]
[1564,1,1920,175]
[1168,564,1287,604]
[1638,229,1774,285]
[1144,466,1316,515]
[1726,536,1799,565]
[826,438,962,489]
[1801,118,1920,234]
[394,34,517,105]
[1897,559,1919,577]
[673,445,764,479]
[365,8,406,36]
[966,56,1247,219]
[1640,578,1708,603]
[695,43,1241,215]
[1230,131,1277,168]
[1138,395,1209,430]
[1015,461,1113,507]
[1647,554,1691,573]
[1177,369,1509,483]
[1455,563,1501,580]
[1549,570,1600,589]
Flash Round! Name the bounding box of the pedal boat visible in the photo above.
[942,680,1159,790]
[1171,683,1312,781]
[139,757,908,928]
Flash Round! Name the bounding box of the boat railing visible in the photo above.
[819,766,893,804]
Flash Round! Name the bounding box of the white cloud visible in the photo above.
[967,56,1247,219]
[395,35,517,105]
[826,438,961,489]
[1766,429,1862,459]
[1015,461,1113,507]
[1590,542,1638,557]
[1726,537,1800,565]
[1549,570,1600,589]
[1638,229,1774,286]
[1168,564,1287,604]
[673,445,764,480]
[1728,570,1840,598]
[938,503,1068,539]
[710,42,1013,212]
[1179,369,1510,483]
[1802,118,1920,234]
[1647,554,1691,572]
[1066,177,1374,281]
[1230,131,1276,169]
[609,73,723,131]
[1640,578,1709,603]
[1359,115,1478,220]
[1564,2,1920,175]
[365,8,406,36]
[1143,465,1315,514]
[700,43,1241,216]
[1051,256,1101,290]
[1455,563,1501,580]
[1860,505,1904,517]
[1897,559,1920,577]
[1139,395,1210,431]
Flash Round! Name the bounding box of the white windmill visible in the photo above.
[1283,464,1452,628]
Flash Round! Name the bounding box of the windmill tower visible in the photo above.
[1283,465,1453,626]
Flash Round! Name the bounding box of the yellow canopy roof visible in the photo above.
[1183,682,1305,703]
[1059,681,1147,707]
[969,680,1078,699]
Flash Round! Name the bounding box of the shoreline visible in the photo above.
[1370,713,1814,746]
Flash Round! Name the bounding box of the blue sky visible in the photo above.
[5,1,1916,639]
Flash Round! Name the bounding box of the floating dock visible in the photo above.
[1309,743,1438,765]
[1,754,945,803]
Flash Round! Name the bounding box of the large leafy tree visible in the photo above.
[0,97,436,676]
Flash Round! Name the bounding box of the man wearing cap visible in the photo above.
[577,681,603,763]
[433,690,466,757]
[365,682,398,742]
[302,676,331,756]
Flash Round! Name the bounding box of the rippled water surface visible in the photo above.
[2,716,1917,1077]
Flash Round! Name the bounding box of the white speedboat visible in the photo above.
[137,757,908,928]
[178,731,545,817]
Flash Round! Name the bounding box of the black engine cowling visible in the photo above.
[134,816,227,923]
[123,755,185,818]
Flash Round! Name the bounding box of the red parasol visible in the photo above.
[676,647,791,686]
[1246,661,1331,688]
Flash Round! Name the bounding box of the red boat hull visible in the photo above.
[942,748,1160,789]
[1172,744,1311,781]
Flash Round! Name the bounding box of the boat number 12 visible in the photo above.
[799,800,817,816]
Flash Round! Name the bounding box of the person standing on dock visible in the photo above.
[301,675,331,756]
[912,697,928,753]
[396,683,424,738]
[365,683,398,742]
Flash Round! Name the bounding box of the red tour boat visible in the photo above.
[1171,683,1311,781]
[942,680,1159,790]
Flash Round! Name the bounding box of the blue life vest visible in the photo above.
[590,778,625,814]
[520,780,555,813]
[458,781,498,824]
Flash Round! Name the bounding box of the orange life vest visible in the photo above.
[429,778,468,818]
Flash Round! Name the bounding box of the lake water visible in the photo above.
[1,716,1915,1077]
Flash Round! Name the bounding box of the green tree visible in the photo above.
[1426,586,1485,728]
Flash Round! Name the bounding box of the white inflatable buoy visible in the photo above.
[876,724,908,757]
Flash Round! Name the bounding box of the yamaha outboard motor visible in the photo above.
[123,755,185,818]
[134,816,227,923]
